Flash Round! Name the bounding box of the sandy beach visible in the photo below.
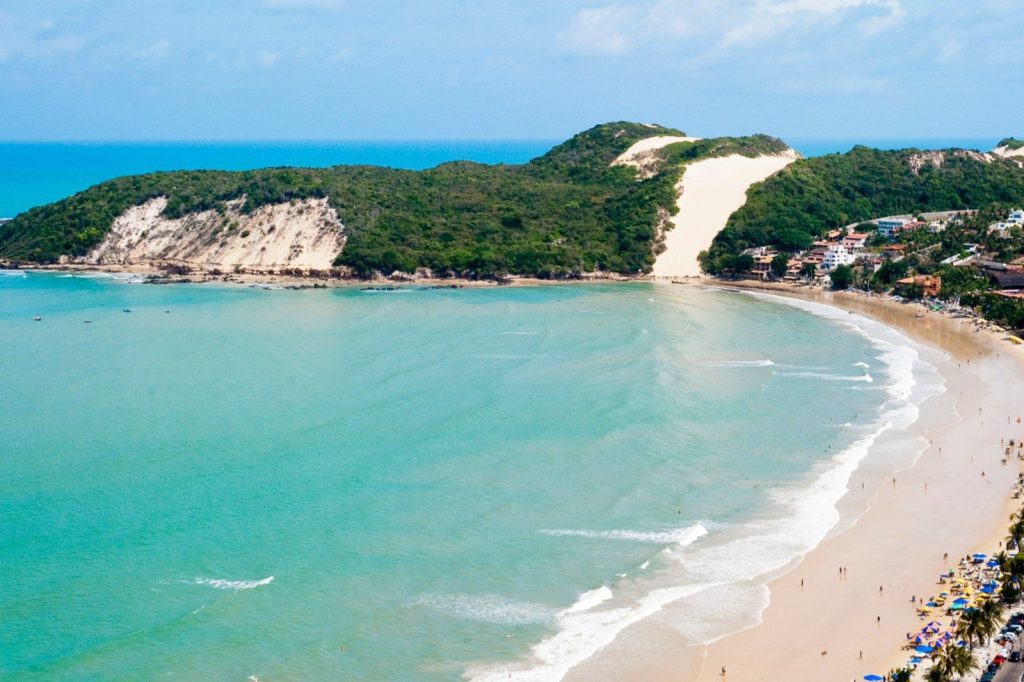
[569,282,1024,681]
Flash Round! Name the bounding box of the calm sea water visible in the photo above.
[0,138,1002,218]
[0,273,942,679]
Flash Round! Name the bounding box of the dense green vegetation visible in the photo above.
[0,123,786,279]
[700,146,1024,274]
[999,138,1024,150]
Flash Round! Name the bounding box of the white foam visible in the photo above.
[777,370,873,383]
[701,359,774,368]
[468,291,945,681]
[563,586,614,615]
[412,594,558,626]
[193,576,274,590]
[540,525,708,545]
[502,331,539,336]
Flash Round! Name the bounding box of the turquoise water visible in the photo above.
[0,273,936,679]
[0,138,1001,218]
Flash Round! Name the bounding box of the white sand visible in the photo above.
[82,196,345,271]
[993,145,1024,159]
[652,151,799,278]
[613,136,701,180]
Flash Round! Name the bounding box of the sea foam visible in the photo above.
[539,525,708,545]
[469,291,944,681]
[193,576,274,590]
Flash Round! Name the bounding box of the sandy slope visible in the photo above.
[993,145,1024,159]
[613,136,701,180]
[80,196,345,270]
[652,151,799,278]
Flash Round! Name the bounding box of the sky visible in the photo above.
[0,0,1021,141]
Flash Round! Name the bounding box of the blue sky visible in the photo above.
[0,0,1020,140]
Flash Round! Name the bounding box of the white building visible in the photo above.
[1008,209,1023,225]
[822,244,855,271]
[876,218,909,238]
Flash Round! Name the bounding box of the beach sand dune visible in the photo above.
[652,151,799,278]
[613,136,702,180]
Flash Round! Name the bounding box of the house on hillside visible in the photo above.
[987,269,1024,293]
[896,275,942,297]
[876,218,910,239]
[881,244,906,260]
[822,244,855,271]
[841,232,869,252]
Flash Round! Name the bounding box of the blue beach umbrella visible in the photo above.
[980,584,996,594]
[915,644,934,653]
[987,559,1000,567]
[864,676,883,681]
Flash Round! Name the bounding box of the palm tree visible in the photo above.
[927,642,978,681]
[956,608,985,648]
[888,666,913,682]
[978,598,1005,645]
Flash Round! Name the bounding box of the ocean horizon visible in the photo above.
[0,137,1004,218]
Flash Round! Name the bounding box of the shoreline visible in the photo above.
[575,280,1024,681]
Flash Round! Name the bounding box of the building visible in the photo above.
[841,232,869,252]
[1008,209,1024,225]
[876,218,910,238]
[822,244,855,271]
[881,244,906,260]
[896,275,942,297]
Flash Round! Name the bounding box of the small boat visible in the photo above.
[122,308,132,313]
[32,316,41,321]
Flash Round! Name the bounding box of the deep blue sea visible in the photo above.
[0,138,1002,218]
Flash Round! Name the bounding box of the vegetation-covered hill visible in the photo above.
[998,138,1024,150]
[0,123,787,279]
[700,146,1024,273]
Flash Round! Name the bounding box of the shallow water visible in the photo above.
[0,275,939,679]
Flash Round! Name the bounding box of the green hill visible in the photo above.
[0,123,786,279]
[700,146,1024,273]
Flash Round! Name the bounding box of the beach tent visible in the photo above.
[915,644,934,653]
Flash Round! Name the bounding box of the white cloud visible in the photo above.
[724,0,906,45]
[263,0,345,9]
[258,50,281,67]
[133,39,171,60]
[558,6,635,56]
[561,0,906,54]
[329,46,354,62]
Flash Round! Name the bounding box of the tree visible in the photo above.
[887,666,913,682]
[927,642,978,681]
[830,264,853,290]
[799,262,818,280]
[734,253,754,273]
[770,253,789,279]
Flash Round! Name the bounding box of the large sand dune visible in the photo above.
[652,151,799,277]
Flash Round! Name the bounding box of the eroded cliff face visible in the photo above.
[78,196,345,270]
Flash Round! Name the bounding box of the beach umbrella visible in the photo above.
[980,584,996,594]
[987,559,1000,567]
[915,644,934,653]
[864,676,883,681]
